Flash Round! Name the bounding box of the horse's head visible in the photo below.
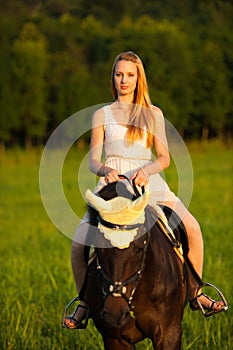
[86,184,149,249]
[85,181,150,328]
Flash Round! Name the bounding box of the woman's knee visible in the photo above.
[183,213,201,238]
[72,222,90,246]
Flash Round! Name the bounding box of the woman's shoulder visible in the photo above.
[150,105,166,131]
[93,104,113,117]
[92,105,107,126]
[150,105,164,117]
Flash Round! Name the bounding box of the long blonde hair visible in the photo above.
[111,51,155,148]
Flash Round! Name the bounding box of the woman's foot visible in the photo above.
[63,301,89,329]
[190,292,226,317]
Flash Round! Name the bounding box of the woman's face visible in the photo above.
[114,60,138,98]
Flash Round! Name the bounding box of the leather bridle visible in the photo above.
[96,230,150,307]
[95,175,150,308]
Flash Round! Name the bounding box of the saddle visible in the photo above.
[146,204,188,263]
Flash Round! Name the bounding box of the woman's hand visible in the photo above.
[130,167,149,187]
[104,169,119,184]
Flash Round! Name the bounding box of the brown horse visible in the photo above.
[82,180,191,350]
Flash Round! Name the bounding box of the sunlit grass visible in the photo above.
[0,141,232,349]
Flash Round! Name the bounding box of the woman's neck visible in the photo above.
[117,93,134,104]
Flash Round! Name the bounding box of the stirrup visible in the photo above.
[62,296,89,329]
[191,282,228,318]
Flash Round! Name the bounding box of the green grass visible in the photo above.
[0,141,232,349]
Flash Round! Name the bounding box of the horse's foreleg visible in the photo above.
[103,337,135,350]
[152,326,182,350]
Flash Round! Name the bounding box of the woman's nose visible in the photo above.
[121,74,127,83]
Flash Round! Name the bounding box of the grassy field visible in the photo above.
[0,141,232,349]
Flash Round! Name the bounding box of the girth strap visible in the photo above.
[155,212,184,263]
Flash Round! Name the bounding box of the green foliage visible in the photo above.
[0,1,232,147]
[11,23,48,147]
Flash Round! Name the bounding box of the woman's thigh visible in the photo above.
[158,199,201,237]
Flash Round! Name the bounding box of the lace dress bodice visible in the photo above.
[104,105,152,161]
[94,105,178,205]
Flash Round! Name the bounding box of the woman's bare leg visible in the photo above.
[159,200,203,276]
[64,222,90,327]
[71,223,89,292]
[177,205,204,278]
[159,200,224,310]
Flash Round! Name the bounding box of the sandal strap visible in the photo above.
[73,304,88,314]
[189,282,228,318]
[190,292,216,311]
[190,292,227,317]
[198,293,214,308]
[62,298,89,329]
[71,303,89,319]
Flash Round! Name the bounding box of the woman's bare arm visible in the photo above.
[89,108,117,178]
[131,107,170,186]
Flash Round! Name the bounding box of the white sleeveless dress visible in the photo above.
[94,105,179,207]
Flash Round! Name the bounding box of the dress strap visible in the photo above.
[103,105,115,125]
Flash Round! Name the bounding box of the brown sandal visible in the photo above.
[189,282,228,318]
[62,297,89,329]
[190,293,226,317]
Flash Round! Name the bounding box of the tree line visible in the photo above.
[0,0,232,148]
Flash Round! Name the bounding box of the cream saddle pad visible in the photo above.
[85,189,150,249]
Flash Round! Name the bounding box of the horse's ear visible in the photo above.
[129,191,150,212]
[85,189,111,211]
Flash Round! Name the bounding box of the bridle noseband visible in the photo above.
[95,175,150,308]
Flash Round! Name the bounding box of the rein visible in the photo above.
[95,175,149,308]
[118,174,145,197]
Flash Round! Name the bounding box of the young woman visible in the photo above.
[64,51,225,329]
